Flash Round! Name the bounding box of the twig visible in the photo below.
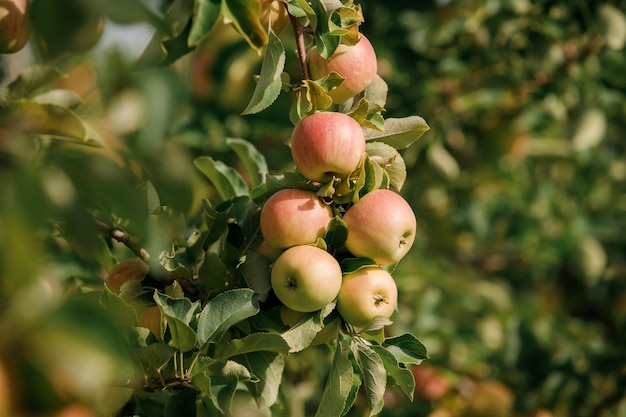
[286,5,311,81]
[94,219,151,262]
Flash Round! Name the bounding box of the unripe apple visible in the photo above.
[105,258,149,294]
[336,266,398,328]
[260,189,334,251]
[271,245,342,312]
[308,35,378,104]
[0,0,31,54]
[291,112,366,183]
[343,189,416,265]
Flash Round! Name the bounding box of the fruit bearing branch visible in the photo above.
[95,219,151,262]
[286,6,311,81]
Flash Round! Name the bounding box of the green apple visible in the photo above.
[260,188,334,251]
[271,245,342,312]
[343,189,416,265]
[308,35,378,104]
[0,0,31,54]
[291,112,366,183]
[336,266,398,328]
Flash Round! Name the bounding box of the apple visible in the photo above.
[139,305,163,340]
[271,245,342,312]
[31,0,105,59]
[336,266,398,328]
[290,112,366,183]
[260,188,334,251]
[0,0,31,54]
[105,258,150,294]
[259,0,290,35]
[342,189,416,265]
[280,305,340,345]
[308,35,378,104]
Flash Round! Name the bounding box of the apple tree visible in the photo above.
[0,0,430,416]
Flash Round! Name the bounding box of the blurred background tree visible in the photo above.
[1,0,625,416]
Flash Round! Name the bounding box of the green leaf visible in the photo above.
[194,156,250,201]
[281,303,336,352]
[357,343,387,415]
[153,291,200,325]
[239,351,284,409]
[217,332,290,359]
[240,250,272,302]
[222,0,268,51]
[382,333,429,366]
[310,0,340,58]
[0,65,62,105]
[32,89,83,108]
[165,315,198,352]
[188,0,222,47]
[193,360,253,414]
[135,342,178,371]
[226,138,269,187]
[242,29,286,115]
[364,116,430,150]
[197,251,229,296]
[197,288,260,346]
[366,142,407,191]
[340,257,377,274]
[363,75,388,113]
[371,345,415,401]
[315,340,357,417]
[99,287,139,327]
[1,99,102,146]
[324,216,348,251]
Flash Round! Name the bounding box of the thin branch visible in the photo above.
[286,6,311,81]
[95,219,151,262]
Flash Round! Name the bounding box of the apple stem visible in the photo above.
[285,4,311,81]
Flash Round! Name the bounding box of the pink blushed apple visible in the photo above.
[308,35,378,104]
[336,266,398,328]
[342,189,417,265]
[271,245,343,312]
[291,112,366,183]
[260,188,334,251]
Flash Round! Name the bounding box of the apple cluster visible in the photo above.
[260,111,417,331]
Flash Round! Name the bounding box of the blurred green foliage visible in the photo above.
[1,0,625,416]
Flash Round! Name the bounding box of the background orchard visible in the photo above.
[1,1,626,417]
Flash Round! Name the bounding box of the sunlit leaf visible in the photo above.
[364,116,430,150]
[366,142,407,191]
[371,345,415,401]
[315,340,356,417]
[382,333,429,365]
[223,0,268,50]
[0,65,62,105]
[242,29,286,115]
[356,343,387,415]
[188,0,222,46]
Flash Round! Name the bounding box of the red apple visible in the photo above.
[271,245,342,312]
[260,188,334,251]
[308,35,378,104]
[342,189,416,265]
[336,266,398,328]
[105,258,149,294]
[291,112,366,183]
[0,0,31,54]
